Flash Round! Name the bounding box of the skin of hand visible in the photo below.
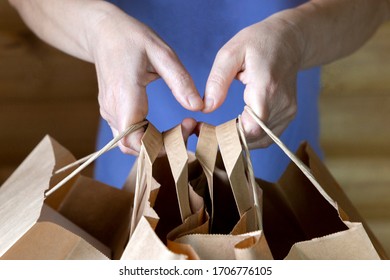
[203,16,302,149]
[8,0,203,155]
[90,6,203,154]
[203,0,390,149]
[8,0,390,152]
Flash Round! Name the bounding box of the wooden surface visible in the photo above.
[1,0,390,257]
[0,0,99,177]
[320,21,390,256]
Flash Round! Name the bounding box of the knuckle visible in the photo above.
[99,106,113,123]
[134,105,148,121]
[258,137,274,148]
[216,47,235,61]
[264,80,278,96]
[282,93,297,119]
[99,107,108,119]
[247,135,273,149]
[287,101,297,118]
[118,141,136,155]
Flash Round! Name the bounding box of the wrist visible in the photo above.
[84,1,125,63]
[274,0,390,68]
[261,10,306,73]
[267,9,307,71]
[85,1,152,64]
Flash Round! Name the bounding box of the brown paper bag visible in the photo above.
[0,135,142,260]
[0,123,207,260]
[165,120,273,260]
[141,117,385,260]
[258,142,386,260]
[122,120,272,260]
[1,116,385,260]
[242,106,386,259]
[122,123,209,260]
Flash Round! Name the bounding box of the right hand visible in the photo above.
[89,3,203,154]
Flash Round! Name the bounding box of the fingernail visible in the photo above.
[203,96,214,112]
[188,95,203,110]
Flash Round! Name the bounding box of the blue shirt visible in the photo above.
[95,0,322,188]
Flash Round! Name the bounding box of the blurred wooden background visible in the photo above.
[0,0,99,181]
[320,21,390,256]
[1,1,390,256]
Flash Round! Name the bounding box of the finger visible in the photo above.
[101,119,144,156]
[245,122,287,149]
[119,128,144,156]
[242,98,296,149]
[147,46,203,111]
[109,126,141,155]
[241,82,270,140]
[181,117,198,143]
[116,85,148,155]
[98,73,149,155]
[203,47,244,113]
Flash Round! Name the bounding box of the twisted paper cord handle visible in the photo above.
[44,120,149,197]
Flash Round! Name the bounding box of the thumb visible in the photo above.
[148,47,203,111]
[203,47,244,113]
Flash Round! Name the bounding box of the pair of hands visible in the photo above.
[91,5,303,155]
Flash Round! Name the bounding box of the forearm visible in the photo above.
[274,0,390,69]
[9,0,203,154]
[8,0,117,63]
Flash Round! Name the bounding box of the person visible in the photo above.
[8,0,390,188]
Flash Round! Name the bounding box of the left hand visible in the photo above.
[202,14,304,148]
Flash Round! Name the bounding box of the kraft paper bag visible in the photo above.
[1,117,385,260]
[242,107,387,260]
[122,123,209,260]
[165,120,273,260]
[162,118,385,260]
[0,123,208,260]
[0,135,139,260]
[258,142,386,260]
[124,125,213,260]
[124,120,272,260]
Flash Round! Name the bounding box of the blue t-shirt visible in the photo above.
[95,0,322,188]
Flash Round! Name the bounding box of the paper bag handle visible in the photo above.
[163,125,192,222]
[237,117,263,229]
[196,122,262,230]
[130,123,163,234]
[215,119,253,216]
[195,123,218,227]
[44,120,148,197]
[244,106,336,208]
